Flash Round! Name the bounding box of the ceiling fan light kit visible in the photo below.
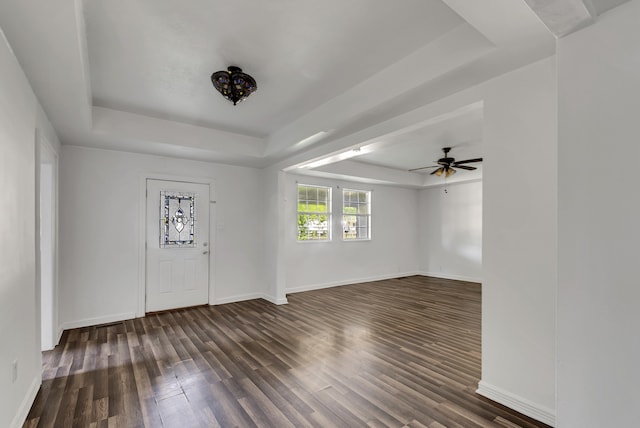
[433,167,456,177]
[211,66,257,105]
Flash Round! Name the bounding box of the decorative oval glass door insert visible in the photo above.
[160,191,196,247]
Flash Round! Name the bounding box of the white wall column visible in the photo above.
[478,57,557,426]
[557,2,640,426]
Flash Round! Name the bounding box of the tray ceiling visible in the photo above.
[0,0,626,186]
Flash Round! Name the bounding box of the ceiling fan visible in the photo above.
[409,147,482,177]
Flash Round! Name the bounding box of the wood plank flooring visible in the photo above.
[25,276,551,428]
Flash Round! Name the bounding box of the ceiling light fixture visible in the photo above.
[211,66,257,105]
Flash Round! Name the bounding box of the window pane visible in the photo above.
[310,202,323,213]
[318,188,328,203]
[160,191,196,248]
[342,215,355,239]
[308,186,317,202]
[344,203,356,214]
[299,214,329,240]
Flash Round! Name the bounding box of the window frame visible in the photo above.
[342,188,371,241]
[296,184,332,242]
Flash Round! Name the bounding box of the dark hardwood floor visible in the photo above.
[25,276,550,428]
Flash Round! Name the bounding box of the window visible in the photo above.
[342,189,371,240]
[160,191,196,248]
[297,184,331,241]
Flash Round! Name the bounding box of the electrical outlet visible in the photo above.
[12,360,18,383]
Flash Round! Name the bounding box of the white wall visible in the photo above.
[557,2,640,426]
[0,26,60,428]
[284,173,420,292]
[59,146,266,328]
[479,57,557,425]
[418,180,482,282]
[261,167,288,303]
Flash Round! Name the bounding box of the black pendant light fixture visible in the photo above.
[211,66,257,105]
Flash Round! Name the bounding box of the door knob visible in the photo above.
[202,251,209,255]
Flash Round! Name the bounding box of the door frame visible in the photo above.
[137,173,216,317]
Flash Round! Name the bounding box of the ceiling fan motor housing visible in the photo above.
[438,156,455,165]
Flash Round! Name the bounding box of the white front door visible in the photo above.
[146,179,210,312]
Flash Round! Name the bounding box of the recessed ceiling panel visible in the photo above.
[591,0,630,15]
[352,107,483,172]
[84,0,464,137]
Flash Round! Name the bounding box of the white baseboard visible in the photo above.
[56,325,64,346]
[476,381,555,427]
[259,294,288,305]
[213,292,288,306]
[286,271,422,294]
[419,271,482,284]
[213,292,263,305]
[10,375,41,428]
[60,312,137,331]
[60,295,288,332]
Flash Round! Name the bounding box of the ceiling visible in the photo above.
[294,103,484,188]
[0,0,628,187]
[353,106,483,172]
[85,0,462,138]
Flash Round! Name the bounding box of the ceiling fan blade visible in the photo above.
[431,167,444,176]
[455,165,476,171]
[453,157,483,165]
[408,165,439,172]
